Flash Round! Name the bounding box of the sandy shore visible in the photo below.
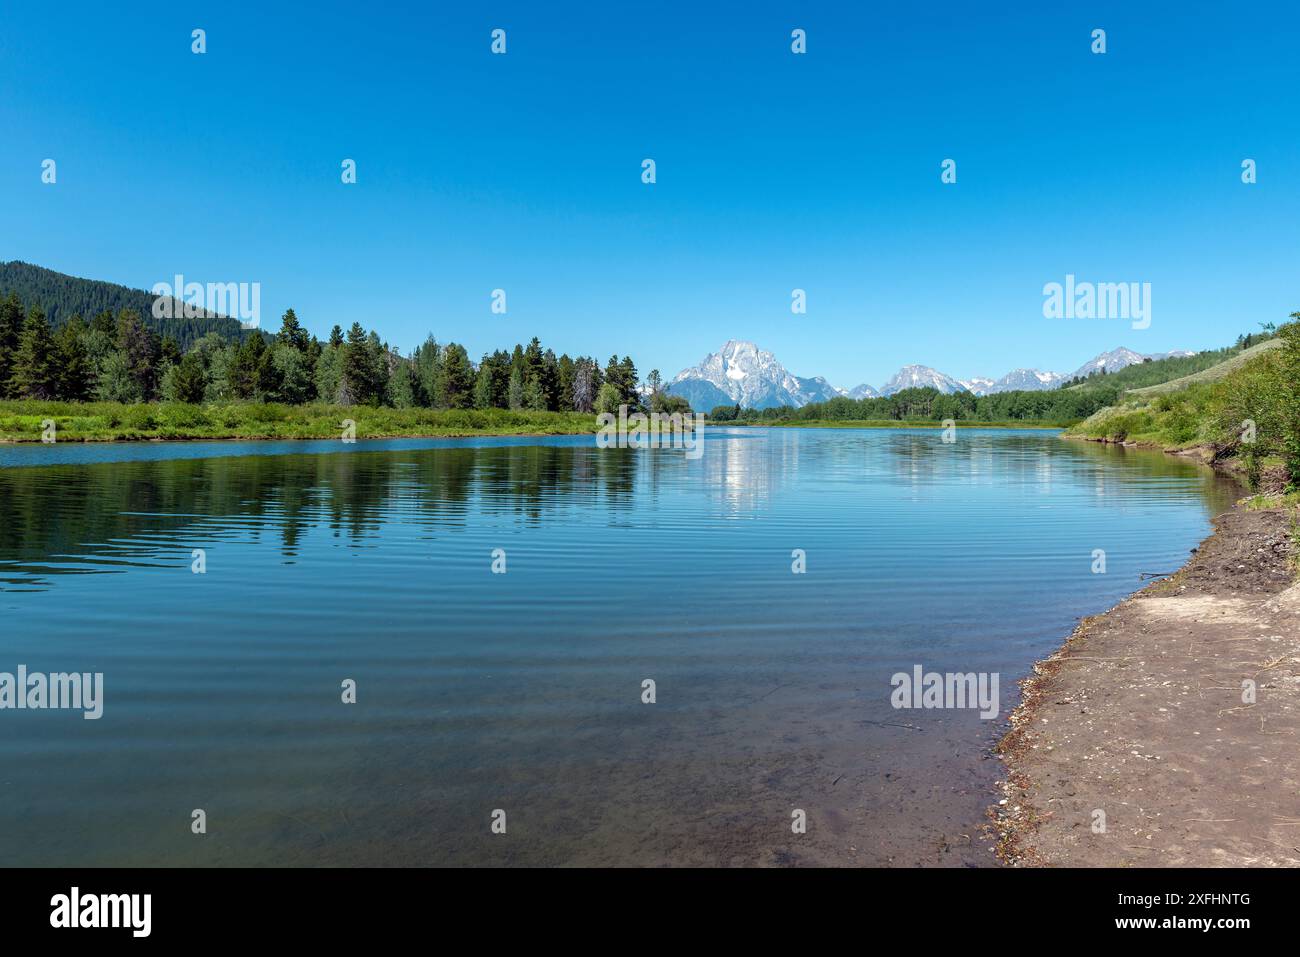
[992,496,1299,866]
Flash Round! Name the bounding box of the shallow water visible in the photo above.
[0,428,1236,866]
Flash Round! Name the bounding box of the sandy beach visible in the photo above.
[993,495,1300,866]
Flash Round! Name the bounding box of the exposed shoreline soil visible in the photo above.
[991,445,1299,866]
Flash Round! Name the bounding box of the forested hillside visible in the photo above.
[1068,317,1300,489]
[1060,331,1278,391]
[0,261,251,349]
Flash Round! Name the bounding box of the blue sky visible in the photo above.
[1,1,1296,388]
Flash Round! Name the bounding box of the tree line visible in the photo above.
[708,383,1120,424]
[0,292,696,416]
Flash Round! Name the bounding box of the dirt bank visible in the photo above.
[992,503,1300,866]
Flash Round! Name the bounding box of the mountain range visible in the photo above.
[667,340,1196,409]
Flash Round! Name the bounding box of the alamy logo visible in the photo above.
[151,274,261,329]
[50,887,150,937]
[890,665,999,719]
[1043,274,1151,330]
[596,405,706,459]
[0,666,103,719]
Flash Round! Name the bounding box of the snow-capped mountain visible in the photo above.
[879,365,967,396]
[959,377,997,396]
[1067,347,1149,382]
[666,342,1195,410]
[989,368,1066,393]
[667,340,842,410]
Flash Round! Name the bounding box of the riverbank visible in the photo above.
[0,400,1078,442]
[992,481,1300,866]
[0,400,599,442]
[724,419,1070,430]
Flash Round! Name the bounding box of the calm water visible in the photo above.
[0,428,1235,866]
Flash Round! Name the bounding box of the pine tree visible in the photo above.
[508,368,524,410]
[412,336,441,407]
[0,292,26,399]
[160,335,182,367]
[171,353,208,404]
[618,356,640,407]
[55,315,91,401]
[277,308,310,352]
[524,376,547,411]
[440,343,475,409]
[473,363,495,409]
[314,344,344,404]
[367,332,390,405]
[540,349,561,410]
[229,332,265,399]
[257,347,283,399]
[557,354,576,411]
[116,309,163,401]
[8,306,60,400]
[340,322,373,405]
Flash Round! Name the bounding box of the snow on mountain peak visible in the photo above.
[879,365,966,396]
[668,340,842,409]
[666,342,1191,410]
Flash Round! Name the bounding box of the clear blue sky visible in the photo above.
[1,1,1296,388]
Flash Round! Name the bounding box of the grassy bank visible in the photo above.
[0,400,600,442]
[1064,321,1300,491]
[724,418,1070,429]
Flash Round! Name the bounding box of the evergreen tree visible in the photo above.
[389,363,421,408]
[277,308,310,352]
[523,337,544,390]
[557,354,576,411]
[440,343,475,409]
[412,336,442,408]
[473,363,495,409]
[314,344,343,404]
[0,292,24,399]
[90,309,116,336]
[524,376,547,411]
[618,356,640,407]
[328,324,344,348]
[256,346,283,399]
[540,348,561,410]
[340,322,373,405]
[229,331,265,399]
[160,335,183,367]
[367,332,390,405]
[116,309,162,401]
[508,367,524,410]
[603,354,640,409]
[7,306,60,400]
[169,353,208,404]
[55,315,90,401]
